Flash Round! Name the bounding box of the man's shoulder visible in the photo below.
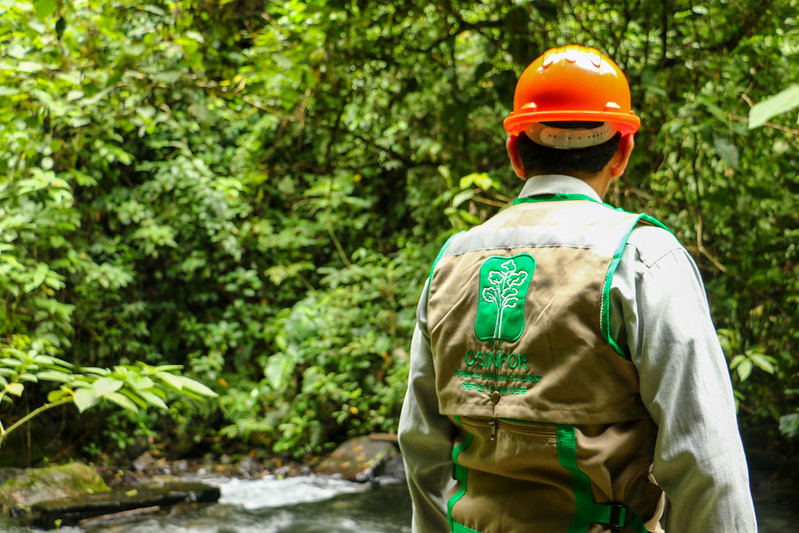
[627,223,688,268]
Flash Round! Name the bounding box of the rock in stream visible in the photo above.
[0,463,219,529]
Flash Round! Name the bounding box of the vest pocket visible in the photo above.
[450,416,576,532]
[450,417,653,532]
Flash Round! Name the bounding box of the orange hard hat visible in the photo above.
[503,45,640,143]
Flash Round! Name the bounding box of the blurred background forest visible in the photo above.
[1,0,797,484]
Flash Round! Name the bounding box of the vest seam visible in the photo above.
[638,245,692,272]
[445,242,610,257]
[451,520,483,533]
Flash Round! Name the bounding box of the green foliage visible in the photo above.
[0,335,216,450]
[216,246,421,458]
[0,0,797,476]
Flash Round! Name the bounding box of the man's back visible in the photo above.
[425,194,664,532]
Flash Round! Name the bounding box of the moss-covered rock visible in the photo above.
[0,462,109,515]
[30,481,220,529]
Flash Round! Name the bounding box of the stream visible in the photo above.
[0,475,795,532]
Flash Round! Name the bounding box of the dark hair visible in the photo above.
[516,123,621,177]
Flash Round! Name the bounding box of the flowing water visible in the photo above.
[0,476,412,533]
[0,475,795,532]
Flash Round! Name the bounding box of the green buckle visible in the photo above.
[606,503,627,531]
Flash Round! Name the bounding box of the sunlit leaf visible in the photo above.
[73,389,99,412]
[138,390,168,410]
[35,370,73,383]
[713,136,739,169]
[47,388,73,402]
[177,376,218,397]
[265,353,295,391]
[780,413,799,438]
[156,371,184,390]
[736,360,753,382]
[93,376,124,396]
[747,352,776,374]
[105,391,139,413]
[18,61,45,73]
[749,85,799,129]
[6,383,24,396]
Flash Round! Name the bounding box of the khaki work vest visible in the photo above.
[426,196,666,533]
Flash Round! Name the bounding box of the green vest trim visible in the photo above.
[429,231,464,285]
[592,502,650,532]
[600,212,671,358]
[600,214,643,358]
[558,423,650,533]
[557,424,596,532]
[513,192,599,205]
[448,417,474,532]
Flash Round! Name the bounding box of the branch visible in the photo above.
[326,219,352,268]
[401,18,505,55]
[729,113,799,136]
[328,125,414,167]
[690,216,786,317]
[0,397,73,450]
[471,195,510,208]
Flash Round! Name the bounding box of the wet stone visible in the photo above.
[0,463,109,514]
[314,435,399,483]
[28,481,220,529]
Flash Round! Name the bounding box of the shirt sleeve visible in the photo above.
[398,280,457,533]
[610,225,758,532]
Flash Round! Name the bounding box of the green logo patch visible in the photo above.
[475,254,535,343]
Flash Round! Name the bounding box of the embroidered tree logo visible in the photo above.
[475,254,535,343]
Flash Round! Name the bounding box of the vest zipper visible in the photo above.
[460,416,558,440]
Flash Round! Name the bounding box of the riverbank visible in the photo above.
[1,435,402,529]
[94,434,401,489]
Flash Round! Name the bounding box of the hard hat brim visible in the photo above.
[504,110,640,137]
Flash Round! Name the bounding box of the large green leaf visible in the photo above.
[138,390,168,410]
[73,389,99,413]
[175,376,218,397]
[748,85,799,129]
[93,376,124,396]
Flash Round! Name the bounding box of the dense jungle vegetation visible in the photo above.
[1,0,797,481]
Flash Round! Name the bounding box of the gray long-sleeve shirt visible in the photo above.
[398,174,757,532]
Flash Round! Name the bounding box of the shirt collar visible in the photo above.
[518,174,602,203]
